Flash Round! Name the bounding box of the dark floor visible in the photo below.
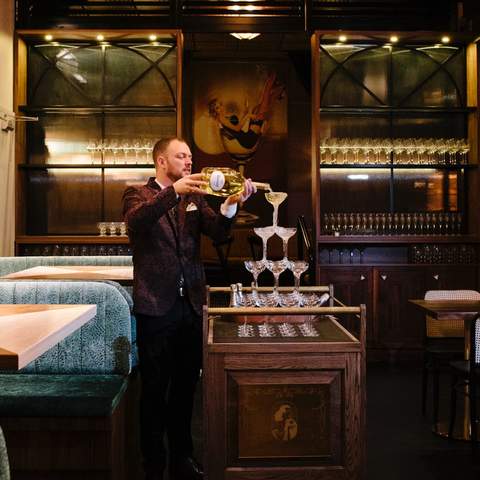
[189,364,480,479]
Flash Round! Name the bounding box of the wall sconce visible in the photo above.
[230,33,261,40]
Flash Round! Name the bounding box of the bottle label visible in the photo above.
[210,170,225,191]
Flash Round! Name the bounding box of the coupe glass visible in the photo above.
[253,226,276,261]
[266,259,289,306]
[265,191,288,227]
[275,226,297,260]
[244,260,266,306]
[289,260,309,305]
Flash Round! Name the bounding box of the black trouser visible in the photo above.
[136,296,203,471]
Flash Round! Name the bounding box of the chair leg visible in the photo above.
[422,358,429,416]
[448,373,458,440]
[433,368,440,427]
[470,377,477,456]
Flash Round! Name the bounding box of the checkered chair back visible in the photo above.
[424,290,480,338]
[473,315,480,365]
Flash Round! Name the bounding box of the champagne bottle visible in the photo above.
[200,167,271,197]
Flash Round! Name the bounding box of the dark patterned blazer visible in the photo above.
[122,177,234,317]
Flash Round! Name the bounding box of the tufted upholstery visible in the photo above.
[0,281,132,374]
[424,290,480,338]
[0,256,137,366]
[0,426,9,480]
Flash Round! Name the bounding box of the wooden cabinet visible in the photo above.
[14,30,182,254]
[312,31,480,362]
[424,265,478,291]
[320,264,478,362]
[374,267,425,351]
[203,300,366,480]
[319,266,373,346]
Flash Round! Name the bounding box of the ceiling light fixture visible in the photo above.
[441,36,450,43]
[390,35,399,43]
[149,34,157,42]
[230,33,261,40]
[339,35,347,42]
[45,34,53,41]
[96,34,104,41]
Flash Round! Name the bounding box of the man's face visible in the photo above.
[159,139,192,181]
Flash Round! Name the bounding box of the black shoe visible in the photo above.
[169,456,203,480]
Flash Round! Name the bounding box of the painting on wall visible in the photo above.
[192,61,288,225]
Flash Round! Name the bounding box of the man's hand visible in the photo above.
[173,173,208,195]
[223,178,257,208]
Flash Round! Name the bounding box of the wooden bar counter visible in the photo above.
[203,288,366,480]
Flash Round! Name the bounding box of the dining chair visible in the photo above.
[422,290,480,427]
[448,313,480,455]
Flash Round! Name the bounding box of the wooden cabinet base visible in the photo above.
[204,312,366,480]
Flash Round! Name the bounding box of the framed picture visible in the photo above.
[191,61,288,225]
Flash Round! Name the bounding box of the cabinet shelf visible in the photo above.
[18,164,154,169]
[319,107,476,114]
[317,235,480,244]
[16,235,130,245]
[319,164,476,169]
[18,106,177,114]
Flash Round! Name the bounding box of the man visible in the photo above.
[122,137,255,480]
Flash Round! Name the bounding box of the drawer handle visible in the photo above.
[381,274,387,281]
[433,274,439,280]
[360,275,366,281]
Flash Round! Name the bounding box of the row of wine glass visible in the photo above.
[238,321,320,338]
[243,259,315,307]
[19,245,133,256]
[319,137,469,165]
[322,212,464,236]
[410,244,476,264]
[97,222,127,236]
[86,139,154,164]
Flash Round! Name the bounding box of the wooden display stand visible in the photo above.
[203,287,366,480]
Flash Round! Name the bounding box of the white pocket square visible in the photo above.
[186,202,198,212]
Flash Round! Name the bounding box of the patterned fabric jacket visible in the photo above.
[123,177,233,317]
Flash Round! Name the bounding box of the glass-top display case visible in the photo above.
[313,34,477,240]
[203,286,366,479]
[15,30,181,242]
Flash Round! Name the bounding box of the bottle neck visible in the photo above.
[252,181,271,191]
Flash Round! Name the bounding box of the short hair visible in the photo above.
[152,136,186,165]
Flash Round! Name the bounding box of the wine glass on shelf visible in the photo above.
[265,259,289,306]
[253,226,276,261]
[289,260,309,306]
[275,226,297,260]
[244,260,266,306]
[122,140,131,164]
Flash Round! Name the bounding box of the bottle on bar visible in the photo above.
[200,167,271,197]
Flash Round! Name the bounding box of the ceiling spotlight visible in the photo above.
[44,34,53,41]
[96,34,104,41]
[339,35,347,42]
[230,33,261,40]
[149,34,157,42]
[390,35,399,43]
[441,36,450,44]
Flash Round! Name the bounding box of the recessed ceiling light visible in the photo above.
[230,33,261,40]
[96,34,104,41]
[44,34,53,41]
[441,36,450,44]
[390,35,399,43]
[149,34,157,42]
[339,35,347,42]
